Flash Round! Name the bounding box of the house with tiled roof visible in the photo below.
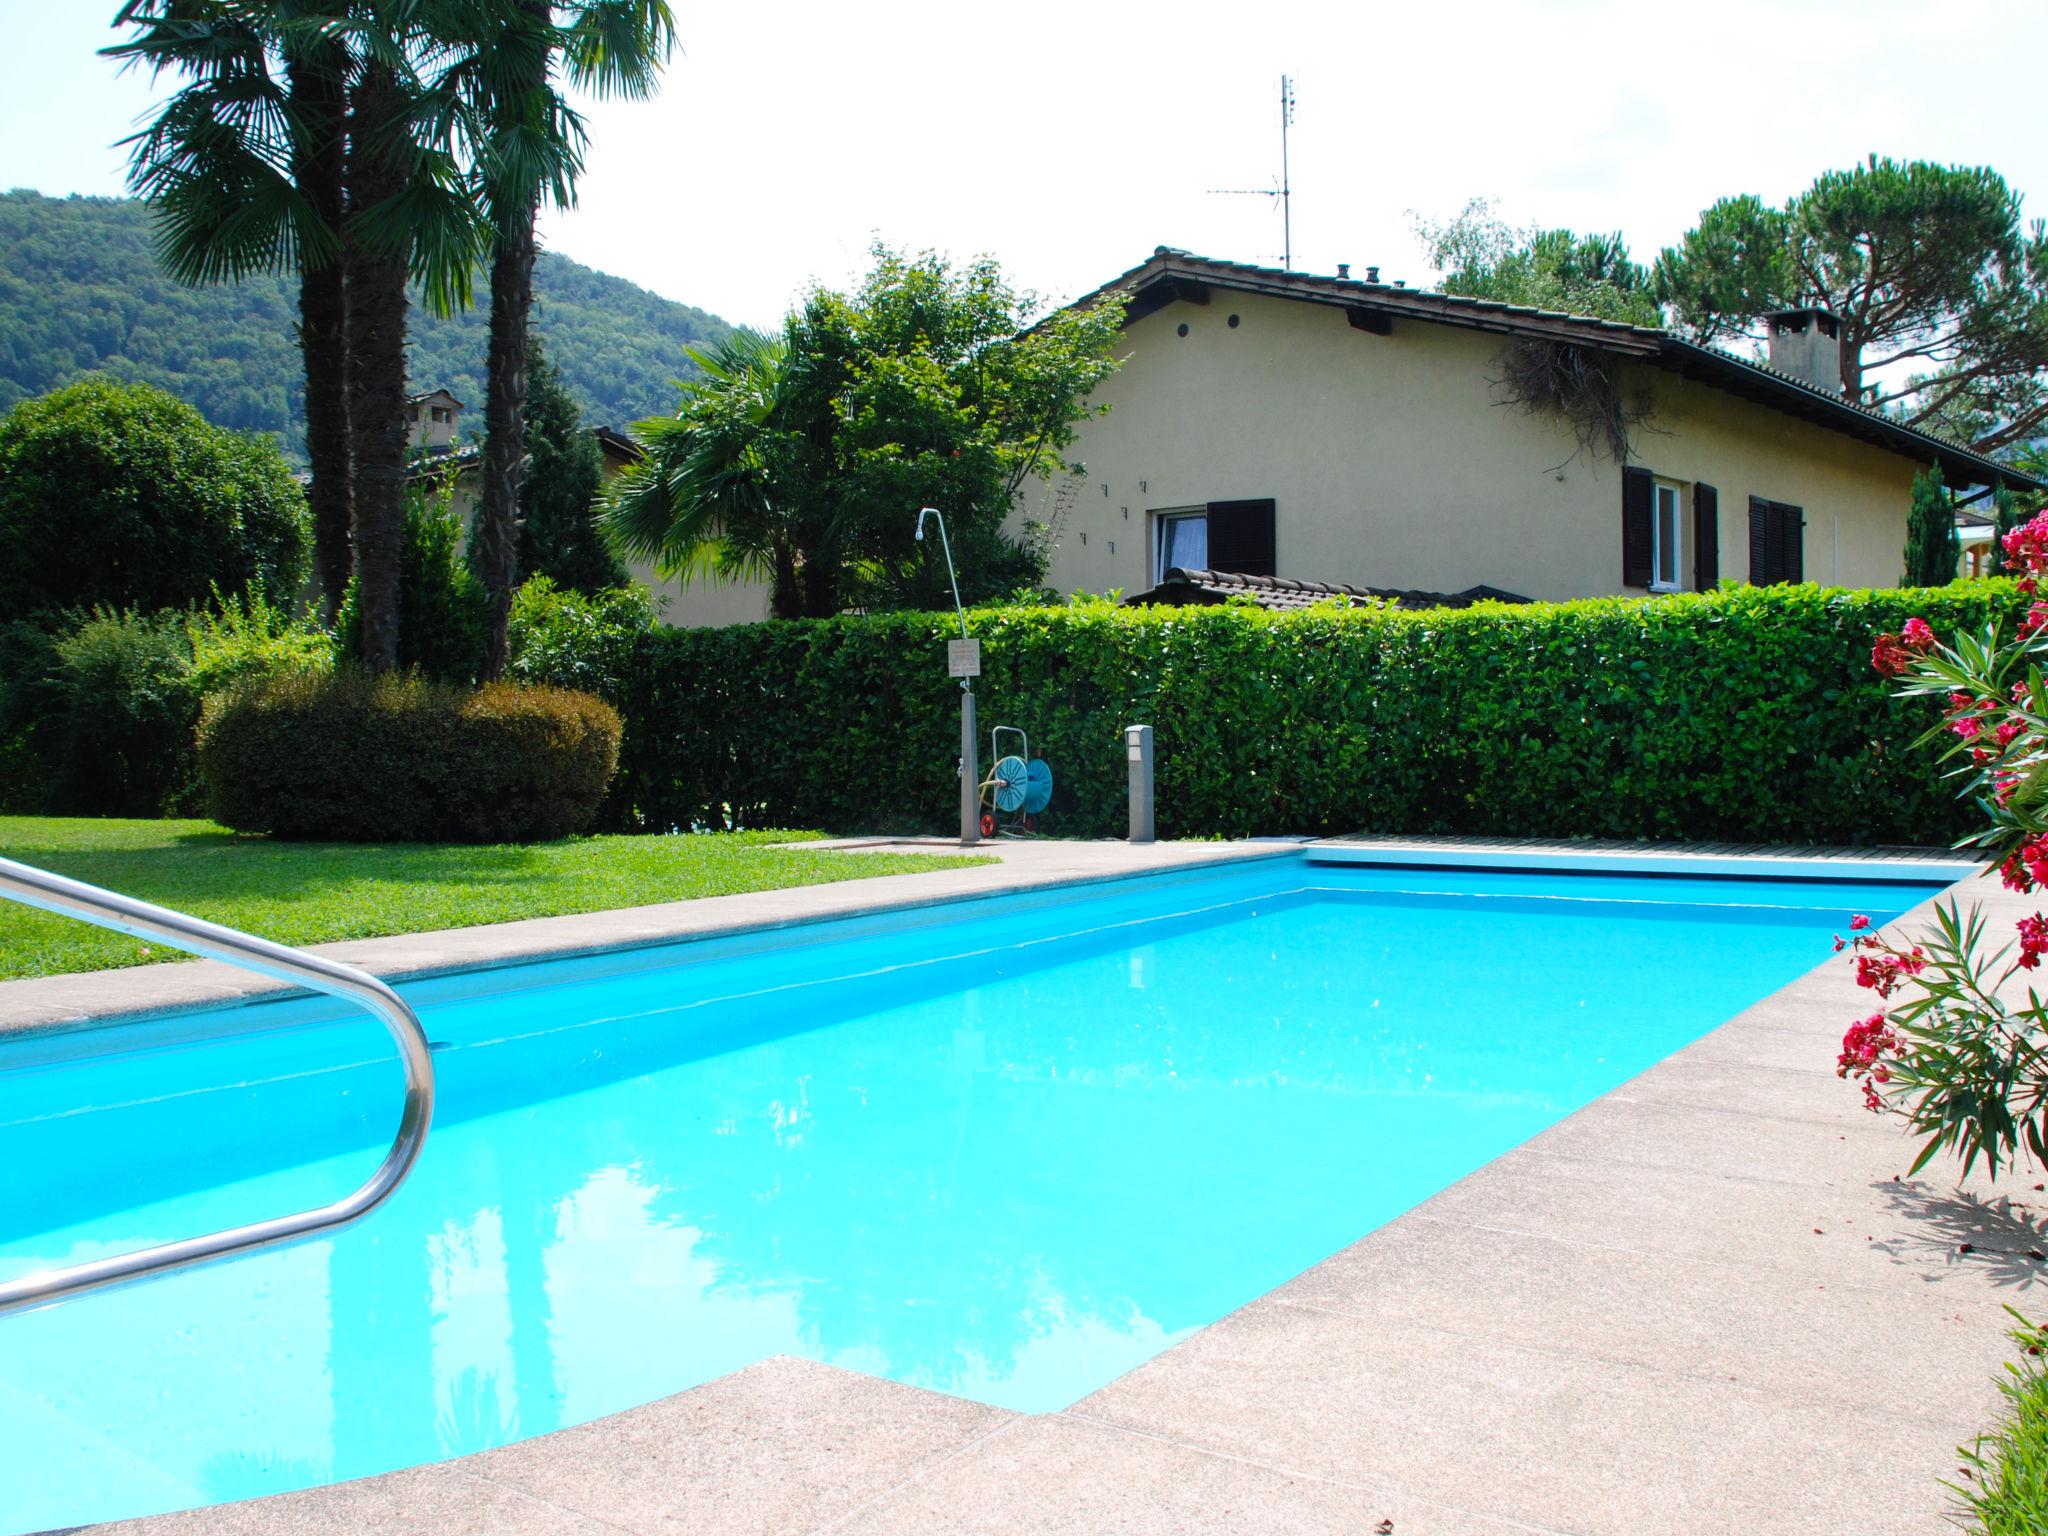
[1017,248,2042,606]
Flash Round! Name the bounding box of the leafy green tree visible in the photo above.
[603,245,1126,617]
[1902,462,1959,586]
[1412,199,1660,326]
[1655,157,2048,454]
[438,0,675,679]
[512,336,625,592]
[0,377,309,620]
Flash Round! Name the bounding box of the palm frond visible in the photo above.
[560,1,677,100]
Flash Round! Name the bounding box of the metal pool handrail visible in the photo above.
[0,855,434,1316]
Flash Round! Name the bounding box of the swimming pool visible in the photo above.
[0,852,1950,1531]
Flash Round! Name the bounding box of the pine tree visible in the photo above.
[514,337,626,593]
[1903,463,1959,586]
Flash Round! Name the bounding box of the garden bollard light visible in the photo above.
[1126,724,1154,843]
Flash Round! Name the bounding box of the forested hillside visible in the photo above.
[0,189,734,459]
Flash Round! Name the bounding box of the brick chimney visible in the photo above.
[1764,308,1844,395]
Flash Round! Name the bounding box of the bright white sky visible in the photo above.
[4,0,2045,330]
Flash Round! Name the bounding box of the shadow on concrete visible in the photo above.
[1871,1178,2048,1292]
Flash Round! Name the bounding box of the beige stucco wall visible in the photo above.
[1014,292,1922,602]
[1624,363,1918,589]
[629,559,774,627]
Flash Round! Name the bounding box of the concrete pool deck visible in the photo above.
[16,836,2043,1534]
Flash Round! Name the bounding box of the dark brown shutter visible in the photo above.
[1622,467,1653,588]
[1692,483,1719,590]
[1205,499,1277,576]
[1748,496,1777,585]
[1778,502,1804,583]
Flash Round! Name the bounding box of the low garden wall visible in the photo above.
[602,583,2026,845]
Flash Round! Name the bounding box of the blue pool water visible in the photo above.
[0,856,1943,1531]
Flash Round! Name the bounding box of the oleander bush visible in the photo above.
[199,668,621,843]
[567,581,2028,840]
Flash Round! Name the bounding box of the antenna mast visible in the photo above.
[1207,75,1298,270]
[1279,74,1294,272]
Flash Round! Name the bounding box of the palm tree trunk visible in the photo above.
[476,199,538,680]
[474,2,554,681]
[287,44,352,622]
[344,61,412,672]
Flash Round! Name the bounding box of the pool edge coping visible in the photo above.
[0,840,1299,1041]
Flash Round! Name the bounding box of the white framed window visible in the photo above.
[1153,508,1208,580]
[1652,479,1685,591]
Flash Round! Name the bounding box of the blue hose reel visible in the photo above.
[979,727,1053,836]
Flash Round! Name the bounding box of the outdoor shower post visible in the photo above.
[916,506,980,849]
[1125,724,1154,843]
[960,686,979,846]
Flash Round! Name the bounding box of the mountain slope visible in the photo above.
[0,189,734,458]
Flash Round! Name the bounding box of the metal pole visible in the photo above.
[1125,724,1155,843]
[917,507,980,848]
[1279,75,1293,273]
[961,687,979,845]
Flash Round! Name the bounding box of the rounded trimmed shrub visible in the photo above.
[0,377,311,620]
[199,669,621,843]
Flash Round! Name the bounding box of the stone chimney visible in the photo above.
[1764,308,1844,395]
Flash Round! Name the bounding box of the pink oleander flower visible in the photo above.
[1872,634,1913,677]
[1902,617,1936,651]
[2020,914,2048,971]
[1839,1013,1901,1114]
[1850,914,1871,931]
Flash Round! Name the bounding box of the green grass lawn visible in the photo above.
[0,816,991,981]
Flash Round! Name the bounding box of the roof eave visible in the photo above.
[1654,339,2044,493]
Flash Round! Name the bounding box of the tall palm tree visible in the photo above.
[110,1,482,664]
[108,1,355,617]
[443,0,675,679]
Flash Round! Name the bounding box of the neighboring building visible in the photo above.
[407,389,465,452]
[1015,249,2043,604]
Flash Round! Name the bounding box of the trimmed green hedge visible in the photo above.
[200,669,622,843]
[585,582,2027,844]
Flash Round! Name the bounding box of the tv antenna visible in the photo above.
[1207,75,1296,270]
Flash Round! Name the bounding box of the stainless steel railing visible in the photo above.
[0,855,434,1316]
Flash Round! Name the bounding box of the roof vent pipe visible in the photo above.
[1336,263,1350,279]
[1365,265,1380,283]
